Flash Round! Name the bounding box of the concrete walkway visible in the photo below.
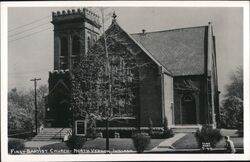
[151,133,186,151]
[24,141,60,148]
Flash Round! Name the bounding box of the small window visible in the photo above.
[75,120,86,136]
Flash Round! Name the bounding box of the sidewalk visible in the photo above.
[151,133,186,152]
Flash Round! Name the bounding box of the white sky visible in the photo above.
[8,7,243,99]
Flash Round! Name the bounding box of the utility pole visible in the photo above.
[30,78,41,135]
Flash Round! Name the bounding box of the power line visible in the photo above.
[8,15,50,32]
[8,27,52,43]
[9,22,50,38]
[9,69,50,75]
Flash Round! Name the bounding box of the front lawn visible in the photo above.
[172,133,243,149]
[40,138,164,153]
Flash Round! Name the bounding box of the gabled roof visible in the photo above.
[101,20,172,76]
[131,26,208,76]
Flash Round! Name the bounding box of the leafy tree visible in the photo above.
[71,22,151,122]
[224,67,243,100]
[8,85,48,133]
[70,16,154,152]
[220,67,243,129]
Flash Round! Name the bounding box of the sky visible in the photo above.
[8,7,243,99]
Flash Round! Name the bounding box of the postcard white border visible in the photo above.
[1,1,250,161]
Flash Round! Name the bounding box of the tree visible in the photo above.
[8,85,48,133]
[70,15,155,152]
[220,67,243,129]
[224,67,243,100]
[71,28,141,121]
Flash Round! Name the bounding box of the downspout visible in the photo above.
[160,66,165,126]
[207,22,216,128]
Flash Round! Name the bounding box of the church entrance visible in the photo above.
[54,101,71,127]
[181,94,197,124]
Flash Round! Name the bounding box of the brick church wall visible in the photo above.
[138,53,163,127]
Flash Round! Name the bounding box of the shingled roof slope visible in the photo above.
[131,26,208,76]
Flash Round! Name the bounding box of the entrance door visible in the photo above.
[181,94,197,124]
[55,101,70,127]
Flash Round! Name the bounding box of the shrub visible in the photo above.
[96,128,136,138]
[132,133,151,153]
[150,129,174,139]
[87,127,97,138]
[195,125,223,148]
[66,135,86,153]
[163,116,168,130]
[163,129,174,138]
[87,117,97,138]
[148,117,153,135]
[8,139,25,154]
[236,129,243,137]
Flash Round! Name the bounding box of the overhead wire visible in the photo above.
[9,22,51,38]
[8,15,51,32]
[8,27,52,43]
[8,7,111,43]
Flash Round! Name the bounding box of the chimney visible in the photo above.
[142,29,146,34]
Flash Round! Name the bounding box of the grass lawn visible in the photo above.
[172,133,243,149]
[40,138,164,153]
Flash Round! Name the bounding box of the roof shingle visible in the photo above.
[131,26,208,76]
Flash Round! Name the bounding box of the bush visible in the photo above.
[132,133,151,153]
[97,128,136,138]
[66,135,86,153]
[148,117,153,135]
[8,139,25,154]
[163,129,174,138]
[87,117,97,138]
[87,127,97,138]
[195,125,223,148]
[236,129,243,137]
[163,116,168,130]
[150,129,174,139]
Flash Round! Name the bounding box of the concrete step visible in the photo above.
[32,128,72,141]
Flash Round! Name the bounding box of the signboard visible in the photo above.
[75,120,86,136]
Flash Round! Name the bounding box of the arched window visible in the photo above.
[93,35,97,44]
[87,36,91,51]
[72,36,80,56]
[72,36,80,68]
[60,37,68,69]
[61,37,68,57]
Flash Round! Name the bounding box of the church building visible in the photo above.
[45,8,220,131]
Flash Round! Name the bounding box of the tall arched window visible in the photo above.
[61,37,68,57]
[87,36,91,51]
[60,37,68,69]
[72,35,80,68]
[72,36,80,56]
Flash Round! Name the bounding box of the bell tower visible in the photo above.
[51,8,101,70]
[45,8,100,127]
